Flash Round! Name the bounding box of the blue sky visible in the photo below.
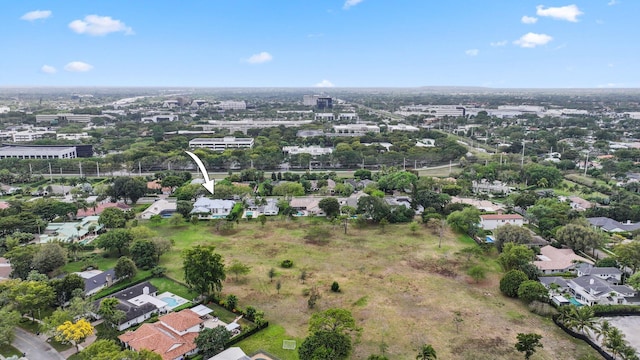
[1,1,638,88]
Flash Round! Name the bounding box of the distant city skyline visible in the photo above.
[2,1,638,88]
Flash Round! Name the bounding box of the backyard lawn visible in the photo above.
[135,218,601,360]
[0,344,22,358]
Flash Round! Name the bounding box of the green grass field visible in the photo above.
[129,218,601,360]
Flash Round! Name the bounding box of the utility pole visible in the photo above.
[96,162,100,177]
[48,163,52,182]
[584,152,589,176]
[138,161,142,176]
[79,162,83,178]
[403,158,406,171]
[521,140,525,168]
[29,163,32,176]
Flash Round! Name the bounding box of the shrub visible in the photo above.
[151,266,167,277]
[281,259,294,268]
[225,294,238,311]
[331,281,341,293]
[499,270,528,298]
[304,226,331,246]
[302,288,311,297]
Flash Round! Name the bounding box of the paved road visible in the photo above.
[12,327,65,360]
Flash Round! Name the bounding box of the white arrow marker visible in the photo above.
[185,151,215,194]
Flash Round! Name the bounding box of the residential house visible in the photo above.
[587,217,640,233]
[244,198,279,218]
[567,196,593,211]
[147,180,173,195]
[289,197,325,216]
[0,257,12,281]
[76,202,131,219]
[119,309,203,360]
[76,269,117,296]
[208,347,251,360]
[39,216,103,243]
[567,275,637,306]
[472,180,513,195]
[385,196,423,214]
[191,197,236,219]
[450,197,504,213]
[94,281,169,331]
[479,213,525,231]
[533,245,593,274]
[575,263,623,285]
[139,199,177,219]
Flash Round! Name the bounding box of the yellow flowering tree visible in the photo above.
[56,319,94,352]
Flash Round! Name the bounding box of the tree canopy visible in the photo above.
[183,245,226,296]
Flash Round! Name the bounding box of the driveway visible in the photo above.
[12,327,65,360]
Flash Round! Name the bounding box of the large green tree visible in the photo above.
[493,224,533,252]
[298,330,352,360]
[98,208,127,229]
[50,273,85,305]
[497,243,535,272]
[107,177,147,204]
[517,280,549,303]
[319,197,341,218]
[555,223,601,253]
[614,241,640,273]
[96,229,133,255]
[129,239,157,268]
[7,279,55,321]
[0,309,20,346]
[194,326,232,359]
[114,256,137,280]
[308,308,359,336]
[5,245,36,279]
[446,207,480,236]
[32,243,67,275]
[356,196,391,223]
[183,245,226,296]
[499,270,529,298]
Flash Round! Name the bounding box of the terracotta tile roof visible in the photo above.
[533,245,593,271]
[480,214,523,220]
[160,309,202,332]
[118,310,203,360]
[76,202,131,218]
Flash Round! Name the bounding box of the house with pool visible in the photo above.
[191,197,236,219]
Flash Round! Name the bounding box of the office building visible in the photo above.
[188,137,254,151]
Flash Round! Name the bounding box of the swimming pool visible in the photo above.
[569,297,583,306]
[157,291,189,309]
[161,297,178,307]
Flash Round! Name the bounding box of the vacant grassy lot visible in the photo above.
[142,218,600,360]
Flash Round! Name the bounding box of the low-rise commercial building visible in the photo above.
[189,137,254,151]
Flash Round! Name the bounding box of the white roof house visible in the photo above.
[191,197,236,219]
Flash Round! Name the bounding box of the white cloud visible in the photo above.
[245,52,273,64]
[64,61,94,72]
[514,32,553,48]
[608,0,618,5]
[521,16,538,24]
[598,83,623,88]
[21,10,52,21]
[69,15,133,36]
[465,49,479,56]
[490,40,508,47]
[343,0,363,9]
[40,65,57,74]
[536,5,583,22]
[315,80,335,88]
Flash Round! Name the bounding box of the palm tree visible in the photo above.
[566,306,597,336]
[416,344,437,360]
[594,320,612,342]
[603,327,626,359]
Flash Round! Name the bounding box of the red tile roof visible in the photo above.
[76,202,131,218]
[118,309,203,360]
[480,214,523,220]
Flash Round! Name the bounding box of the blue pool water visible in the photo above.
[569,297,583,306]
[161,297,178,307]
[246,211,254,217]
